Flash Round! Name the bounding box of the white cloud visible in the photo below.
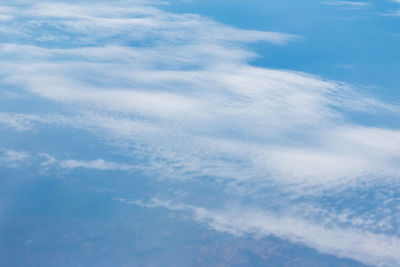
[1,1,400,265]
[0,112,40,131]
[0,15,13,21]
[0,149,31,168]
[382,0,400,16]
[0,149,138,172]
[132,199,400,267]
[0,2,297,46]
[0,0,399,193]
[59,159,137,171]
[323,1,371,8]
[0,6,15,21]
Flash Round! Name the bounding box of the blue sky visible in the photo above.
[1,1,400,266]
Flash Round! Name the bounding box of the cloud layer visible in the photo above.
[1,1,400,266]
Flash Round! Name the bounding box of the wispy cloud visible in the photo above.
[130,198,400,267]
[1,150,138,172]
[323,1,371,8]
[381,0,400,16]
[60,159,137,171]
[1,1,400,265]
[0,2,297,46]
[0,149,31,168]
[0,112,40,131]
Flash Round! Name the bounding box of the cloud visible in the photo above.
[0,6,15,21]
[0,149,138,172]
[323,1,371,8]
[131,198,400,267]
[1,0,400,265]
[0,149,31,168]
[59,159,137,171]
[382,0,400,16]
[0,2,298,46]
[0,112,40,131]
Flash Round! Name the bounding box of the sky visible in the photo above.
[1,0,400,266]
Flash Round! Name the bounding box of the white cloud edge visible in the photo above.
[0,2,299,45]
[129,198,400,267]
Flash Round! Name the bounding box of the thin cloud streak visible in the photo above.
[60,159,138,171]
[1,149,139,172]
[323,1,371,8]
[129,198,400,267]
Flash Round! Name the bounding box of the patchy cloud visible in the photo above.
[0,113,40,131]
[0,149,31,168]
[1,0,400,266]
